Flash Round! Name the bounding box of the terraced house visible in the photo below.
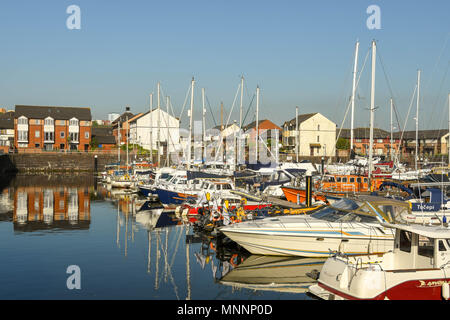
[14,105,92,152]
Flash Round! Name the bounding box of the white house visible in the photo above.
[283,112,336,157]
[129,108,180,154]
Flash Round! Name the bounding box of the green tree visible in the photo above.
[336,137,350,150]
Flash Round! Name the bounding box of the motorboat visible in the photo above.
[308,222,450,300]
[220,197,399,257]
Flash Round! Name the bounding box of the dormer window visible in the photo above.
[69,118,79,126]
[18,116,28,125]
[44,117,54,126]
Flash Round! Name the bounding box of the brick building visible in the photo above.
[14,105,92,152]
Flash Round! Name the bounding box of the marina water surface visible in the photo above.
[0,174,322,300]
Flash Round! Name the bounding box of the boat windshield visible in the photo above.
[311,198,369,222]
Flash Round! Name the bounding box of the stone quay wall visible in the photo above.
[5,153,126,173]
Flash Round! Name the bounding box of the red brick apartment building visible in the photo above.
[14,105,92,152]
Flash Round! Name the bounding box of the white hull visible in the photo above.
[221,229,393,257]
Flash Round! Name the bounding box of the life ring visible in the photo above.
[229,254,243,267]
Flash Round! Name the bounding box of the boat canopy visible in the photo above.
[379,181,414,198]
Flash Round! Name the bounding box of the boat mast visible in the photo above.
[239,76,244,164]
[188,77,195,170]
[126,108,129,170]
[368,40,376,189]
[255,86,260,163]
[415,69,421,172]
[448,93,450,167]
[296,106,299,163]
[150,93,153,163]
[166,96,170,166]
[390,98,393,161]
[202,87,206,164]
[350,40,360,152]
[157,82,161,167]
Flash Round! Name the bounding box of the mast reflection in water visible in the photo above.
[0,174,319,300]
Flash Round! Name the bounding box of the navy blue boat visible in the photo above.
[153,187,198,205]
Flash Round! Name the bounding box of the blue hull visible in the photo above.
[153,187,197,205]
[139,186,157,197]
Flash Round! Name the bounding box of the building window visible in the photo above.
[44,118,54,126]
[60,131,65,138]
[317,125,320,131]
[35,131,40,138]
[59,120,65,125]
[34,119,41,125]
[85,131,89,139]
[317,136,320,142]
[18,130,28,141]
[69,132,79,142]
[35,143,40,148]
[45,132,54,141]
[18,117,28,125]
[69,118,79,126]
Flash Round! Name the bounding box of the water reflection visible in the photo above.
[0,174,320,299]
[219,256,326,294]
[12,186,91,231]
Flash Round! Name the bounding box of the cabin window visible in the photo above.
[350,177,355,183]
[342,178,347,183]
[336,177,341,182]
[363,178,368,183]
[329,177,335,182]
[357,178,361,183]
[418,237,434,258]
[439,240,447,252]
[222,184,232,190]
[399,230,412,253]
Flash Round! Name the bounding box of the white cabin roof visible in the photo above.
[381,222,450,239]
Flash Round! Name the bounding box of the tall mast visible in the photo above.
[350,40,360,151]
[166,96,170,166]
[296,106,299,163]
[126,108,129,170]
[157,82,161,167]
[117,118,121,165]
[239,76,244,165]
[188,77,195,169]
[448,93,450,167]
[390,98,393,161]
[368,40,376,189]
[149,93,153,162]
[239,76,244,129]
[415,69,421,172]
[255,86,260,163]
[202,88,206,163]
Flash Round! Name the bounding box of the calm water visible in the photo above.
[0,174,322,300]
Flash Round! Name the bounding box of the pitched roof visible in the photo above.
[337,127,391,139]
[392,130,449,140]
[0,111,15,129]
[243,119,282,131]
[283,113,317,127]
[15,105,91,121]
[92,126,116,145]
[111,112,134,125]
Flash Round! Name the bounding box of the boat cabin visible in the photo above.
[319,174,386,193]
[381,223,450,270]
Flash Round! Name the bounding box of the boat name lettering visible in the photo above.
[418,280,450,288]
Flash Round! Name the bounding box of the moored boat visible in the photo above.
[308,222,450,300]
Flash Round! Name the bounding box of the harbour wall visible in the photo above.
[5,153,127,173]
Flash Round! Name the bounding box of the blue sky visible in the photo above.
[0,0,448,131]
